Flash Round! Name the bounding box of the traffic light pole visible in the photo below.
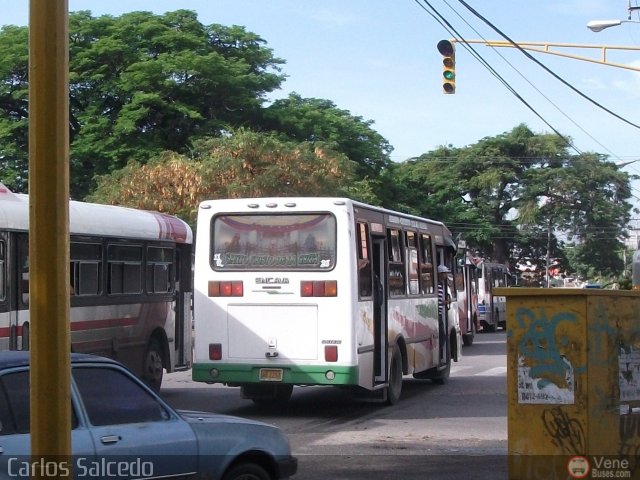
[455,39,640,72]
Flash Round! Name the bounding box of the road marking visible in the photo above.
[451,366,474,374]
[451,365,506,377]
[477,367,507,376]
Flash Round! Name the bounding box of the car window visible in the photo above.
[0,373,22,435]
[1,371,31,434]
[0,371,78,434]
[73,367,171,426]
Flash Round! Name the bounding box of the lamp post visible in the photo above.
[588,5,640,32]
[587,20,627,32]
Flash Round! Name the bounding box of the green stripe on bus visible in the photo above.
[192,363,358,385]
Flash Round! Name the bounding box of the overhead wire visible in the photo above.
[413,0,640,203]
[412,0,583,155]
[440,0,621,159]
[453,0,640,202]
[446,222,631,242]
[457,0,640,131]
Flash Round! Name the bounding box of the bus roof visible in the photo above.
[0,184,192,244]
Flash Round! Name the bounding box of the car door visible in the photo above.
[0,368,95,479]
[71,364,198,478]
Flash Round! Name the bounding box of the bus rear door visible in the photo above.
[372,236,388,386]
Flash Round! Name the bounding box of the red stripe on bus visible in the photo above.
[0,326,22,338]
[151,212,189,243]
[0,318,138,338]
[70,317,139,331]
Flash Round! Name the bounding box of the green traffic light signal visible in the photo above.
[437,39,456,94]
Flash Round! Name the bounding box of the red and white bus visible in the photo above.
[192,197,462,404]
[0,183,193,390]
[454,243,480,346]
[477,261,510,332]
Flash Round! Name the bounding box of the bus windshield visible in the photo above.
[211,213,337,271]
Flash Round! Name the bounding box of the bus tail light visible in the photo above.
[300,280,337,297]
[209,343,222,360]
[325,345,338,362]
[208,281,244,297]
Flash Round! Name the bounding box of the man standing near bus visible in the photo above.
[437,265,450,315]
[437,264,450,363]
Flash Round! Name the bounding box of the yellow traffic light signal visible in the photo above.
[437,40,455,94]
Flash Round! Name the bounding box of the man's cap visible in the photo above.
[438,265,450,273]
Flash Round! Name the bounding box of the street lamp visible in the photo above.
[587,20,626,32]
[588,5,640,31]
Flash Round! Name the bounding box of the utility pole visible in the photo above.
[29,1,71,478]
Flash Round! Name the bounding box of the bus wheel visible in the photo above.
[386,346,403,405]
[432,338,451,385]
[462,321,475,347]
[142,338,164,392]
[484,318,497,333]
[242,384,293,405]
[272,384,293,403]
[498,309,506,330]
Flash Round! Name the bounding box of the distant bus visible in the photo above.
[477,261,510,331]
[192,197,462,405]
[0,184,193,390]
[454,245,480,346]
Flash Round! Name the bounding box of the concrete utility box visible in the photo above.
[497,288,640,480]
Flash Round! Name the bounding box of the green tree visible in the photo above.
[391,125,559,263]
[261,93,393,189]
[389,124,634,278]
[0,25,29,190]
[0,10,286,197]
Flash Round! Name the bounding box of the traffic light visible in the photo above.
[437,40,456,94]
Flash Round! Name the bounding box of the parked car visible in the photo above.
[0,351,297,480]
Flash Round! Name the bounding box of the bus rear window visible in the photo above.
[211,213,336,271]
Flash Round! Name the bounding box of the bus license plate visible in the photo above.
[259,368,283,382]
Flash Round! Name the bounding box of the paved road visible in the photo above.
[161,331,509,479]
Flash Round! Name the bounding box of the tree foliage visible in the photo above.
[389,124,634,278]
[261,93,393,179]
[0,25,29,190]
[88,129,357,226]
[86,152,206,226]
[0,8,633,282]
[0,10,286,197]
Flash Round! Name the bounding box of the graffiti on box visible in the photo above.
[619,347,640,403]
[516,306,579,404]
[541,407,586,455]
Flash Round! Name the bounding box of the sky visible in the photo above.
[5,1,640,205]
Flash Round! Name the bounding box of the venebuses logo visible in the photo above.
[567,456,633,479]
[567,456,590,479]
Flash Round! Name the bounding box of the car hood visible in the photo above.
[177,409,273,427]
[177,410,292,458]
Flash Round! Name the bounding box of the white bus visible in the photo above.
[0,183,193,390]
[193,197,461,404]
[454,245,480,347]
[477,261,510,332]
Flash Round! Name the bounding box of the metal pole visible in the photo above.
[546,218,551,288]
[29,0,71,476]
